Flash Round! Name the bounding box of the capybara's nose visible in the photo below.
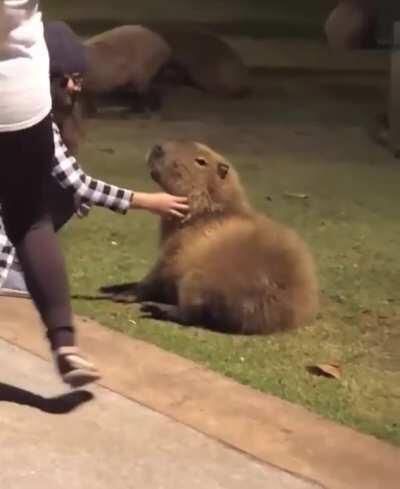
[151,144,164,159]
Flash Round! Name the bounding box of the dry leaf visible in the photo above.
[307,363,342,380]
[99,147,115,155]
[283,192,309,200]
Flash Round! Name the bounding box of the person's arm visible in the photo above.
[51,120,189,219]
[51,120,133,215]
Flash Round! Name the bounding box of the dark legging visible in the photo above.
[0,114,74,349]
[45,175,75,233]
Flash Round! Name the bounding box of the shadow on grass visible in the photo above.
[0,383,94,414]
[72,281,140,303]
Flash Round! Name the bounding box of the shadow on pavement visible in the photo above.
[0,383,94,414]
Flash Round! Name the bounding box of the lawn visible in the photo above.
[56,68,400,447]
[45,0,399,446]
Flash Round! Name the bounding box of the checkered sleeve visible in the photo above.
[51,121,133,216]
[0,208,16,288]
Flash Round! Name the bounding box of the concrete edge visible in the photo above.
[0,297,399,489]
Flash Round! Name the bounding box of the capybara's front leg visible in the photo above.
[135,262,177,304]
[140,302,185,323]
[99,282,141,303]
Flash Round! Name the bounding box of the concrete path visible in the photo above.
[1,297,399,489]
[0,338,319,489]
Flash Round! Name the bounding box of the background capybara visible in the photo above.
[153,28,251,97]
[82,25,172,112]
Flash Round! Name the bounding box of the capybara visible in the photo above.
[154,28,251,97]
[82,25,172,112]
[101,141,319,335]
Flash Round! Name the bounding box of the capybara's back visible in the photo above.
[83,25,171,94]
[163,211,319,335]
[154,28,250,97]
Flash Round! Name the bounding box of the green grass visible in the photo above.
[42,0,399,446]
[58,81,400,446]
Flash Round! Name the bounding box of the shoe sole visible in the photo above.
[63,369,101,389]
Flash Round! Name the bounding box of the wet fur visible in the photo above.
[101,141,319,335]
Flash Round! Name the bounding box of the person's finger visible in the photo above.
[170,209,186,219]
[175,196,189,203]
[173,203,190,212]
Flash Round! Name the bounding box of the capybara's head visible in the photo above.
[147,141,250,217]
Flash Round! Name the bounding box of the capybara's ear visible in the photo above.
[217,162,230,179]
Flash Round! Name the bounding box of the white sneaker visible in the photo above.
[54,346,101,388]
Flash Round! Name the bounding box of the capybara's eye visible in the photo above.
[195,157,208,167]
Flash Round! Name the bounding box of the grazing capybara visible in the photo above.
[154,28,251,97]
[101,141,319,335]
[82,25,172,112]
[324,0,378,50]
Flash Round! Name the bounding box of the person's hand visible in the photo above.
[131,192,189,219]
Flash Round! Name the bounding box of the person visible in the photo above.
[0,6,186,388]
[0,20,188,296]
[0,1,103,388]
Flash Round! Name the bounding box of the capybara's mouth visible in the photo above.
[148,144,165,162]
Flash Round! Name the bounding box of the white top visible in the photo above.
[0,0,52,132]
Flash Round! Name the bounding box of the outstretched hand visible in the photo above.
[131,192,189,219]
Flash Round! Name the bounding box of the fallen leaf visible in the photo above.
[283,192,309,200]
[99,147,115,155]
[307,363,342,380]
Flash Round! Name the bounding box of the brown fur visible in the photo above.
[154,28,251,97]
[102,141,319,335]
[83,25,171,95]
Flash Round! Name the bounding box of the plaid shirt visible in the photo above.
[0,120,133,286]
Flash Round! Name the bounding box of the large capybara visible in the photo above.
[82,25,172,112]
[154,28,251,98]
[101,141,319,335]
[324,0,378,50]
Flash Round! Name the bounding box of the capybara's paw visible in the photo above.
[98,282,140,303]
[140,302,180,322]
